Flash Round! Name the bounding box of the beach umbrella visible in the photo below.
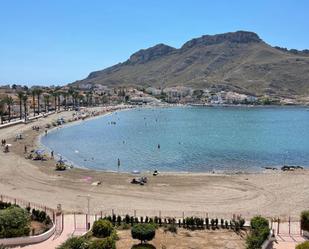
[34,149,45,155]
[57,159,66,164]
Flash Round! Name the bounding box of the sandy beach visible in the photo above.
[0,106,308,221]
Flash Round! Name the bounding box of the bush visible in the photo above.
[301,211,309,232]
[0,201,12,210]
[131,244,156,249]
[246,216,270,249]
[0,207,30,238]
[131,223,156,244]
[89,237,115,249]
[57,236,90,249]
[164,224,177,234]
[31,209,51,224]
[92,220,113,238]
[296,241,309,249]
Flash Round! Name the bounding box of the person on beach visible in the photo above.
[45,130,48,136]
[4,144,9,153]
[51,150,54,158]
[24,145,27,153]
[117,158,120,171]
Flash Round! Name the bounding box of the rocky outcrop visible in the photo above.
[181,31,262,50]
[127,43,176,64]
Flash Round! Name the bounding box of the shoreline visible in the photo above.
[0,105,309,220]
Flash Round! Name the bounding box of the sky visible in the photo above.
[0,0,308,86]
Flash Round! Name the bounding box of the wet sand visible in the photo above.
[0,106,308,220]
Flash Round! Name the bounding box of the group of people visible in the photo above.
[32,125,40,131]
[1,139,6,146]
[1,139,9,153]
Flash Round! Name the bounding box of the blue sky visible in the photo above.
[0,0,308,86]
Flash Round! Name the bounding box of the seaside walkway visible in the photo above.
[15,214,93,249]
[272,221,306,249]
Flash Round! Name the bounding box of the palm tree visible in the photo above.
[85,92,90,106]
[0,99,5,124]
[68,88,75,107]
[22,94,28,121]
[31,89,37,116]
[72,91,79,108]
[43,94,50,112]
[58,91,68,110]
[17,91,24,120]
[4,96,14,122]
[89,91,93,106]
[36,89,43,114]
[51,91,58,111]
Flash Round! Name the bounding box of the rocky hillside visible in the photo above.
[72,31,309,97]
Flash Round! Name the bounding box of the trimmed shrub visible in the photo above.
[125,214,130,224]
[92,220,113,238]
[296,241,309,249]
[89,237,115,249]
[301,210,309,232]
[225,220,229,229]
[131,223,156,244]
[246,216,270,249]
[164,224,177,234]
[239,218,245,228]
[56,236,90,249]
[116,216,121,226]
[0,202,12,210]
[0,207,30,238]
[131,244,156,249]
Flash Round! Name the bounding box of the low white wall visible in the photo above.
[261,232,275,249]
[0,223,55,247]
[303,230,309,239]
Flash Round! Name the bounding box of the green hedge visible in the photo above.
[56,236,90,249]
[57,236,116,249]
[0,207,30,238]
[246,216,270,249]
[301,211,309,232]
[89,237,115,249]
[131,244,156,249]
[296,241,309,249]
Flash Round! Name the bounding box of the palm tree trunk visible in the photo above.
[37,96,40,114]
[33,95,36,116]
[24,102,27,121]
[19,100,22,120]
[58,95,60,110]
[64,96,67,109]
[8,105,11,122]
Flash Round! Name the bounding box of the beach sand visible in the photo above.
[0,107,308,220]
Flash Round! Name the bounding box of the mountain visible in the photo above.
[72,31,309,97]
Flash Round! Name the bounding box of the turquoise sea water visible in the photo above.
[40,107,309,173]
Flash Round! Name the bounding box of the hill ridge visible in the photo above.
[72,31,309,97]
